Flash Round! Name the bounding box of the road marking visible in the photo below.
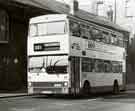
[11,108,36,111]
[87,98,102,101]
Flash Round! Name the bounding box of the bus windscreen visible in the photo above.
[29,21,66,36]
[28,55,68,74]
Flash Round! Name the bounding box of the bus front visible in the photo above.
[27,14,70,94]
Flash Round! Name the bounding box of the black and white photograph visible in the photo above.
[0,0,135,110]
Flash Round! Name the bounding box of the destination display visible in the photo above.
[34,42,60,51]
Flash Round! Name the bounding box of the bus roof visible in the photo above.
[30,14,67,24]
[70,9,128,33]
[30,13,128,34]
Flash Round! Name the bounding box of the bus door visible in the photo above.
[70,56,80,94]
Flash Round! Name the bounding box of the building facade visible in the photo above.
[79,0,135,39]
[57,0,135,38]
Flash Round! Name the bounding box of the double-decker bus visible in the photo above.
[27,14,128,95]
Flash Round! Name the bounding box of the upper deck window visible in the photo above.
[92,28,103,41]
[69,21,80,37]
[29,21,66,37]
[80,24,91,39]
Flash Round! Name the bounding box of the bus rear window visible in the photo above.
[29,21,66,36]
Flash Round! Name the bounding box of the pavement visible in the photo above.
[0,91,133,99]
[0,84,134,98]
[0,88,30,98]
[0,93,29,98]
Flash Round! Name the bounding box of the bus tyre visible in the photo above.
[82,81,91,96]
[113,80,120,94]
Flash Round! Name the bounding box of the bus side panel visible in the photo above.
[81,72,123,93]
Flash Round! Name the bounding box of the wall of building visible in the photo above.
[0,8,29,91]
[87,0,135,39]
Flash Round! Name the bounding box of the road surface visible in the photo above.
[0,91,135,111]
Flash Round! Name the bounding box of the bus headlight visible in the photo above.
[64,82,68,86]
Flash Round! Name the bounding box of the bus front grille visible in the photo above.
[33,87,62,94]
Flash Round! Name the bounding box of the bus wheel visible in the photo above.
[82,81,91,96]
[113,80,120,94]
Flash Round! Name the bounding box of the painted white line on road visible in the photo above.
[87,98,102,101]
[11,108,36,111]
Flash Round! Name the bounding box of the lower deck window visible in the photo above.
[82,57,123,73]
[82,58,94,72]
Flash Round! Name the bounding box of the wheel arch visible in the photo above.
[113,79,119,85]
[82,80,91,88]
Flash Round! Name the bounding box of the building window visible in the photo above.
[96,0,104,16]
[0,9,9,43]
[125,0,133,17]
